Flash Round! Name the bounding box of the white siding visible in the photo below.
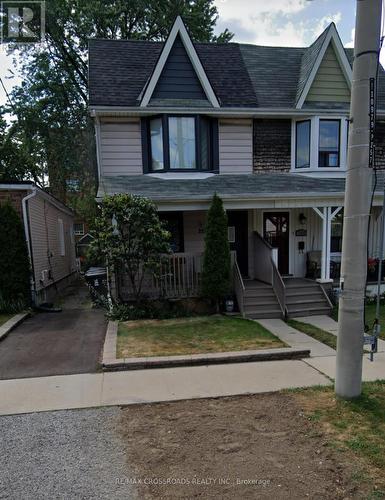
[253,208,322,278]
[99,118,143,176]
[218,119,253,174]
[28,194,76,292]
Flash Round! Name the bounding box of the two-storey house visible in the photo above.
[88,17,385,319]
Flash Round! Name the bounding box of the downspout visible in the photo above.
[22,187,38,306]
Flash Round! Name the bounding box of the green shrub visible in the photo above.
[0,203,30,312]
[201,194,231,312]
[107,300,195,321]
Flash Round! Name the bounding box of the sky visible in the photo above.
[0,0,381,108]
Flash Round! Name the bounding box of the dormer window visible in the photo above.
[292,116,347,172]
[168,117,196,169]
[295,120,311,168]
[319,120,340,167]
[144,115,218,172]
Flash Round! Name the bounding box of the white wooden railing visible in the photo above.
[253,232,287,318]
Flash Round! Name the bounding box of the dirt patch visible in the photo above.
[119,392,366,499]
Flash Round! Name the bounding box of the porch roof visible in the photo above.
[97,173,351,204]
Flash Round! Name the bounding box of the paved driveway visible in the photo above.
[0,282,107,380]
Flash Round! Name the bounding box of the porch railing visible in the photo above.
[253,231,287,318]
[118,252,203,300]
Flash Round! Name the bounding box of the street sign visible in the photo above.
[363,335,376,345]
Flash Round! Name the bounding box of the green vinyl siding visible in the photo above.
[306,43,350,103]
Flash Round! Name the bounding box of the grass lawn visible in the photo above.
[287,318,337,349]
[293,381,385,496]
[333,302,385,340]
[117,315,286,358]
[0,314,13,327]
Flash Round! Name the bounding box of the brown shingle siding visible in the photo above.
[253,119,291,173]
[0,190,28,218]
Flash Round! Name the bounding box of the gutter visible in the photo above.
[89,106,385,119]
[89,106,356,118]
[21,187,38,306]
[0,183,74,217]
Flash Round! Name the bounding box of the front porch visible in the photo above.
[117,205,353,318]
[157,206,346,283]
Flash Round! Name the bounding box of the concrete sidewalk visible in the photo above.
[0,359,331,416]
[293,315,385,381]
[258,318,336,357]
[296,314,385,353]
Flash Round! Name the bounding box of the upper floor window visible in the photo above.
[150,118,164,171]
[168,117,196,169]
[319,120,340,167]
[145,115,218,172]
[293,116,347,171]
[295,120,310,168]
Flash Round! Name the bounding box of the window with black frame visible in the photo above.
[319,120,340,167]
[146,115,217,172]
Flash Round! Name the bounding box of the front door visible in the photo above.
[263,212,290,275]
[227,210,249,277]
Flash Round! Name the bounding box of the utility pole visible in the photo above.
[335,0,383,398]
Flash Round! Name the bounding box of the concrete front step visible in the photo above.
[285,282,320,290]
[245,307,282,316]
[286,290,325,298]
[288,307,332,318]
[244,297,278,306]
[247,310,284,319]
[286,300,329,309]
[244,283,272,291]
[244,290,275,301]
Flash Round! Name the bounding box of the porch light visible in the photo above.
[299,213,307,225]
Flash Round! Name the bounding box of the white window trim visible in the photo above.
[74,223,85,236]
[291,115,348,174]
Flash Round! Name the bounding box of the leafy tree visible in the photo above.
[89,194,170,304]
[0,112,45,185]
[202,194,230,311]
[0,203,30,312]
[3,1,233,215]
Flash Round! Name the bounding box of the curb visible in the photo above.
[102,321,310,371]
[0,312,30,342]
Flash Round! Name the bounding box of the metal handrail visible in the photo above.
[233,259,245,316]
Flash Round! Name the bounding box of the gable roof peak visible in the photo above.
[140,16,220,107]
[296,21,352,108]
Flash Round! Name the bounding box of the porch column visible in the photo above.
[312,207,342,282]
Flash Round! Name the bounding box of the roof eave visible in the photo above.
[89,105,360,118]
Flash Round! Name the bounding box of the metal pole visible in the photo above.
[335,0,382,399]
